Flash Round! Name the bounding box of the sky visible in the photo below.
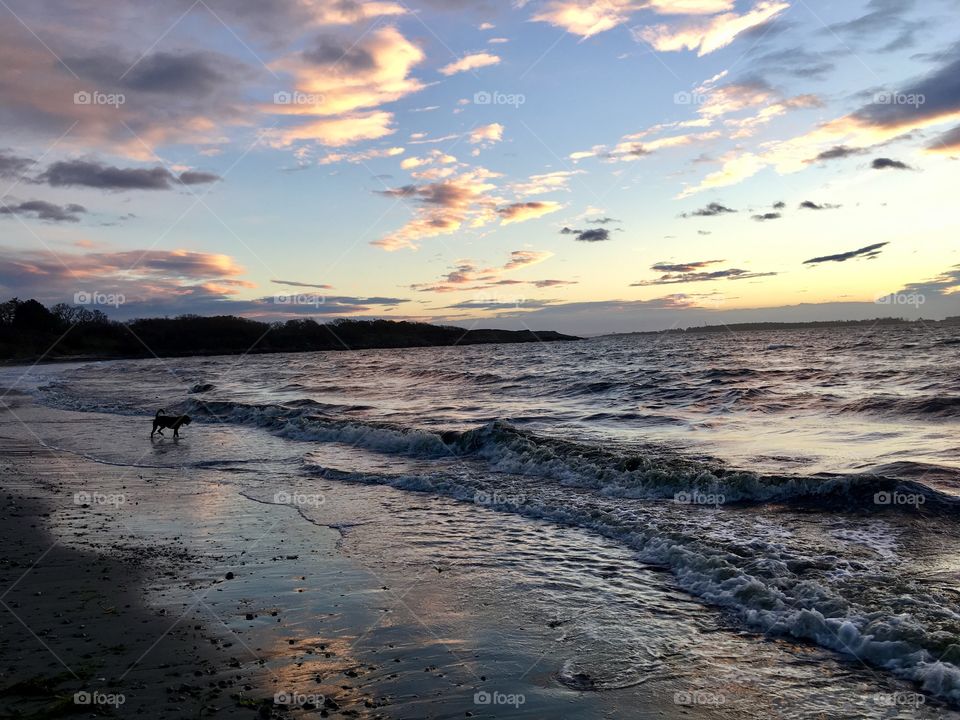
[0,0,958,334]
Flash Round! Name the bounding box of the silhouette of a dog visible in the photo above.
[151,409,192,438]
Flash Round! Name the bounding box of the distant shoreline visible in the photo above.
[0,298,581,364]
[598,316,960,337]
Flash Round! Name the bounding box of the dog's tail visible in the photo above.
[155,409,165,418]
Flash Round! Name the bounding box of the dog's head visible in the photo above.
[181,415,192,426]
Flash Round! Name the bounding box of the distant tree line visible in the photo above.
[0,298,578,361]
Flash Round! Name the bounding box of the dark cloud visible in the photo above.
[179,171,222,185]
[495,201,560,223]
[586,217,620,224]
[804,242,889,264]
[302,35,377,71]
[772,201,786,209]
[752,212,781,222]
[808,145,868,162]
[271,279,335,290]
[829,0,929,52]
[871,157,912,170]
[0,200,86,222]
[750,46,837,80]
[681,202,736,218]
[854,55,960,129]
[37,160,221,190]
[560,226,610,242]
[928,124,960,152]
[444,299,554,310]
[530,279,577,288]
[900,264,960,298]
[799,200,840,210]
[0,150,34,178]
[66,51,234,96]
[651,260,724,273]
[632,267,777,286]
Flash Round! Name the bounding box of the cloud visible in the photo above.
[67,51,236,97]
[899,264,960,299]
[871,157,912,170]
[444,298,555,311]
[266,26,425,147]
[497,201,563,225]
[179,170,222,185]
[798,200,839,210]
[828,0,928,52]
[373,167,501,250]
[510,170,582,196]
[37,160,220,190]
[530,0,640,38]
[751,212,781,221]
[681,201,736,217]
[318,146,405,165]
[439,52,501,76]
[271,279,334,290]
[807,145,868,162]
[587,216,620,224]
[469,123,504,145]
[529,0,736,38]
[634,1,790,56]
[638,259,776,286]
[652,260,724,272]
[927,124,960,154]
[560,226,611,242]
[0,21,253,159]
[681,45,960,195]
[0,200,86,222]
[267,111,397,147]
[503,250,553,270]
[0,150,34,179]
[0,246,255,308]
[409,250,561,293]
[803,242,888,264]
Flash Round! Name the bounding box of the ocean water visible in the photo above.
[14,323,960,713]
